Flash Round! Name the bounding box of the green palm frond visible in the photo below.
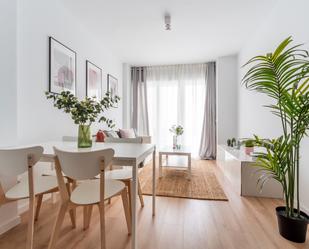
[242,37,309,100]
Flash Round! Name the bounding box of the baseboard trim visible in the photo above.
[0,216,21,235]
[291,201,309,215]
[18,200,29,215]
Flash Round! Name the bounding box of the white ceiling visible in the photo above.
[60,0,277,66]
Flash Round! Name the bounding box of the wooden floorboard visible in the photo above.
[0,160,308,249]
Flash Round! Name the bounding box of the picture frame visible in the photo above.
[49,37,76,95]
[107,74,118,100]
[86,60,102,100]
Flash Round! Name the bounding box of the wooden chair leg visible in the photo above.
[138,179,144,207]
[26,196,36,249]
[98,203,106,249]
[72,181,77,225]
[83,205,93,230]
[121,189,132,235]
[126,181,132,214]
[108,198,111,204]
[83,206,88,230]
[48,202,69,249]
[34,194,43,222]
[66,182,76,228]
[68,207,76,228]
[51,193,57,204]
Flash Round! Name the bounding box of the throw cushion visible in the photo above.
[119,128,136,138]
[104,130,120,138]
[96,130,105,142]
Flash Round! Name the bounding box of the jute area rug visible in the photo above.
[139,159,228,201]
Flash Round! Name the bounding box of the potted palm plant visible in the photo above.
[242,37,309,243]
[46,91,119,148]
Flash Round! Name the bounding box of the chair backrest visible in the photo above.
[0,146,43,176]
[53,147,114,180]
[62,136,78,142]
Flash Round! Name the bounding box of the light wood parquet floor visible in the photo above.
[0,160,308,249]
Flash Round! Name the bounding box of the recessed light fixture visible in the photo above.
[164,13,171,31]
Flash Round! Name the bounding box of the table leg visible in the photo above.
[131,160,138,249]
[159,152,162,178]
[152,149,156,216]
[188,154,192,180]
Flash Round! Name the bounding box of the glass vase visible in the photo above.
[78,124,92,148]
[173,135,177,149]
[173,135,181,149]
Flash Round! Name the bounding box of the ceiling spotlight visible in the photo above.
[164,13,171,30]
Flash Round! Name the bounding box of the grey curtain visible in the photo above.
[131,67,150,135]
[199,62,216,159]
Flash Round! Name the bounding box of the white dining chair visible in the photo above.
[104,168,144,210]
[48,147,131,249]
[62,135,144,209]
[104,138,145,210]
[0,146,62,249]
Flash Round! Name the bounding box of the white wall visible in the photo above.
[0,0,18,146]
[217,55,238,145]
[0,0,20,235]
[122,63,131,129]
[0,0,124,234]
[238,0,309,212]
[17,0,123,144]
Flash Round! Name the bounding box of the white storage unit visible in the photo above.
[217,145,283,198]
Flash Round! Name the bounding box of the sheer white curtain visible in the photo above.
[146,64,207,157]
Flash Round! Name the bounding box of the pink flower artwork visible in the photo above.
[57,66,74,89]
[49,37,76,94]
[86,61,102,100]
[89,69,98,88]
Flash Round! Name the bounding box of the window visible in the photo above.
[146,64,206,156]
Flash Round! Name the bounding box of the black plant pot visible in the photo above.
[276,206,309,243]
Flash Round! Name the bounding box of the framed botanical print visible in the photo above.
[86,60,102,100]
[107,74,118,99]
[49,37,76,95]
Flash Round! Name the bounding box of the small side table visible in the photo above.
[159,146,192,180]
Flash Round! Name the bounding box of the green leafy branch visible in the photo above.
[46,91,120,128]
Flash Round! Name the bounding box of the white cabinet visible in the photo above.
[217,145,283,198]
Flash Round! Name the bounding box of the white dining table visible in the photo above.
[37,141,156,249]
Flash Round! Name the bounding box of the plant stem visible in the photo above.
[290,116,294,217]
[80,124,89,141]
[296,144,300,217]
[282,179,290,215]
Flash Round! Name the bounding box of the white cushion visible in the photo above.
[104,130,120,138]
[119,128,136,138]
[70,179,125,205]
